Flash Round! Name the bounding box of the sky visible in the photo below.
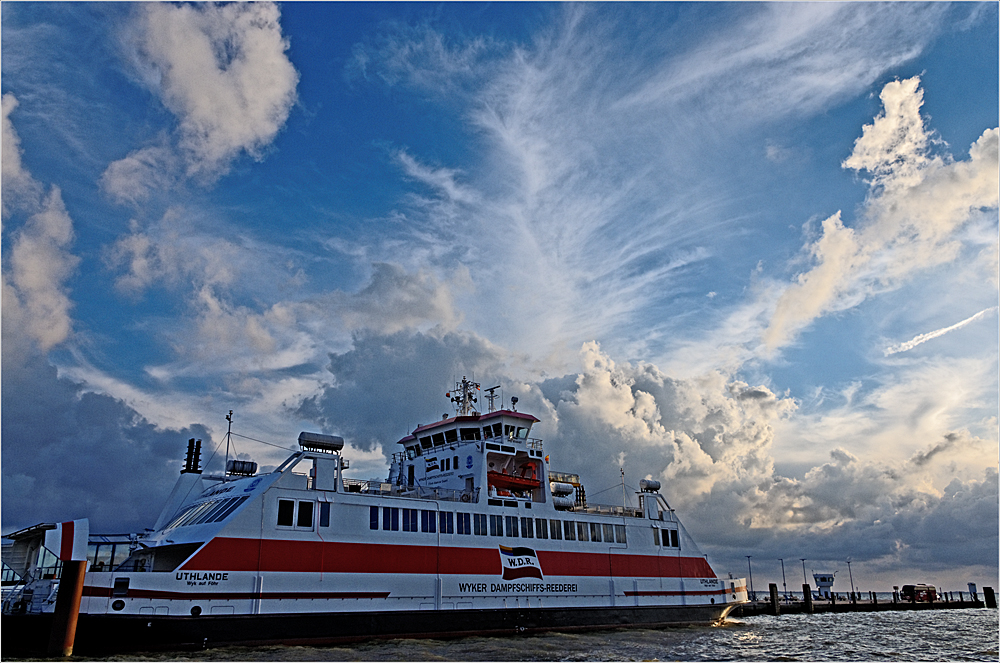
[2,2,997,593]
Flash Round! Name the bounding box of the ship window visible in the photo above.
[577,522,589,542]
[192,500,229,525]
[319,503,330,528]
[535,519,548,539]
[549,519,562,540]
[516,427,529,439]
[457,513,471,535]
[403,509,417,532]
[615,525,627,544]
[383,507,399,531]
[443,458,450,471]
[453,456,459,470]
[440,512,454,534]
[491,423,503,438]
[474,514,487,536]
[520,517,533,538]
[445,429,458,443]
[432,433,445,446]
[590,523,602,542]
[460,428,481,440]
[563,521,576,541]
[419,510,434,533]
[652,528,660,545]
[670,530,679,548]
[505,516,519,537]
[504,425,514,438]
[211,496,249,523]
[420,436,432,449]
[489,514,503,536]
[603,524,615,543]
[370,506,379,530]
[297,501,314,528]
[277,499,295,527]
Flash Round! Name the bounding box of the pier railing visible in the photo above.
[343,479,480,504]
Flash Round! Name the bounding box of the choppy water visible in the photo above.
[59,608,999,661]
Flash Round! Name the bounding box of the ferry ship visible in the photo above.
[2,378,747,654]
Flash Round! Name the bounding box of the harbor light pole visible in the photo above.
[847,559,855,600]
[779,558,787,599]
[746,555,755,601]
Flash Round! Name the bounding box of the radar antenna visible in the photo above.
[483,385,500,413]
[446,376,481,416]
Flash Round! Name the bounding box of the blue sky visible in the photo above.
[3,3,997,591]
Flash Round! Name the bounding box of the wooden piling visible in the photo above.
[769,583,780,616]
[802,584,813,613]
[46,560,87,657]
[985,587,997,609]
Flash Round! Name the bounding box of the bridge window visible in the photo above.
[460,428,481,440]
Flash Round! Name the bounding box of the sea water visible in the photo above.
[80,608,998,661]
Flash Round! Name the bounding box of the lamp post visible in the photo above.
[846,559,855,601]
[746,555,755,601]
[779,558,787,599]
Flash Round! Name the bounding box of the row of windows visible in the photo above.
[369,507,628,544]
[277,499,330,529]
[417,423,531,449]
[653,528,680,548]
[274,500,673,549]
[165,496,249,531]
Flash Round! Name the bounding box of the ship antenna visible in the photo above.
[621,466,627,509]
[224,410,233,481]
[484,385,500,413]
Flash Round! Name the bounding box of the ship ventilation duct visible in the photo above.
[298,431,344,453]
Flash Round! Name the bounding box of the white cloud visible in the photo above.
[1,93,43,217]
[762,77,999,352]
[104,1,299,195]
[3,187,80,354]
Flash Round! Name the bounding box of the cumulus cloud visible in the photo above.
[104,1,299,197]
[2,187,80,355]
[763,77,999,351]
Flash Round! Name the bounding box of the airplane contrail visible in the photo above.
[884,306,999,356]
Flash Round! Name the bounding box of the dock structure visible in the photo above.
[733,584,995,617]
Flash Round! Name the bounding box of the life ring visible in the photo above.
[461,494,470,502]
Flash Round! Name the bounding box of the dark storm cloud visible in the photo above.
[1,351,210,534]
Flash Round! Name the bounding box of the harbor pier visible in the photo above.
[733,585,995,617]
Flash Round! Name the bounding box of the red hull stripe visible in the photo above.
[83,587,389,600]
[181,538,716,579]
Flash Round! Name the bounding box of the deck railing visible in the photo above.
[343,479,480,504]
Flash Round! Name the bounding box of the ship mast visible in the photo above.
[447,376,481,416]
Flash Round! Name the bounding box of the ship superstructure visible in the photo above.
[2,378,747,654]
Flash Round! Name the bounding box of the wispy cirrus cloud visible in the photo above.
[885,307,999,356]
